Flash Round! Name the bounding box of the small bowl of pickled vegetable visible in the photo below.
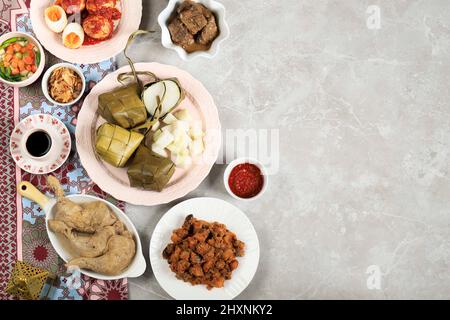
[0,32,45,87]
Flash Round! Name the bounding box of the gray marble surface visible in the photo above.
[116,0,450,299]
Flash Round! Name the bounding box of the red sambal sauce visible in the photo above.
[86,0,122,20]
[81,14,116,46]
[82,35,107,45]
[228,163,264,199]
[95,7,122,20]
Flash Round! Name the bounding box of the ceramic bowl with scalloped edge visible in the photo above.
[158,0,230,61]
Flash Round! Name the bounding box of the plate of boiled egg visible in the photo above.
[30,0,143,64]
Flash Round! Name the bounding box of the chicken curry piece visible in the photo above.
[163,215,245,290]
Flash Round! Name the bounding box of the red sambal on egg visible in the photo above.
[86,0,122,20]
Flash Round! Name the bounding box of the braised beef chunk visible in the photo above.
[183,214,194,229]
[176,0,194,14]
[179,3,208,34]
[168,18,194,49]
[198,16,218,45]
[168,0,219,53]
[199,4,213,19]
[162,243,175,259]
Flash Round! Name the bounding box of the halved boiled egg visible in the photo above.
[62,23,85,49]
[44,5,67,33]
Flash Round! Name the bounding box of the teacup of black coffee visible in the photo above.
[9,113,71,174]
[25,130,52,158]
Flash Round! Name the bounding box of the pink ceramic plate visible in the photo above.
[30,0,142,64]
[76,63,221,206]
[10,114,71,174]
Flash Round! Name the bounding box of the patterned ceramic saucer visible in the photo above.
[10,114,71,174]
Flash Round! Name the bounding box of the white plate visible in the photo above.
[149,197,260,300]
[30,0,142,64]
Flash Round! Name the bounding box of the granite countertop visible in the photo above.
[117,0,450,299]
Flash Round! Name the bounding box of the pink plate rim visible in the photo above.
[29,0,143,64]
[76,62,222,206]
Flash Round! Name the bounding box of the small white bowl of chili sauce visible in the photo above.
[224,158,268,201]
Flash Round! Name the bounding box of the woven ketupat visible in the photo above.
[95,123,144,167]
[127,145,175,191]
[98,84,147,129]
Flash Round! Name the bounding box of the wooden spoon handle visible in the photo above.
[17,181,50,209]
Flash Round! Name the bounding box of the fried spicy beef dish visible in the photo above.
[163,215,245,290]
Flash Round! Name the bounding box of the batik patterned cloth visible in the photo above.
[0,1,129,300]
[0,21,17,300]
[0,0,26,301]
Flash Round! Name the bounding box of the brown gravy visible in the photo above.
[184,41,212,53]
[167,1,219,54]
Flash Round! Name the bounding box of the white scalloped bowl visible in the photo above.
[158,0,230,61]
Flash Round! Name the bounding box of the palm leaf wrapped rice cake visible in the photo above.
[127,145,175,191]
[98,84,147,129]
[96,123,144,167]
